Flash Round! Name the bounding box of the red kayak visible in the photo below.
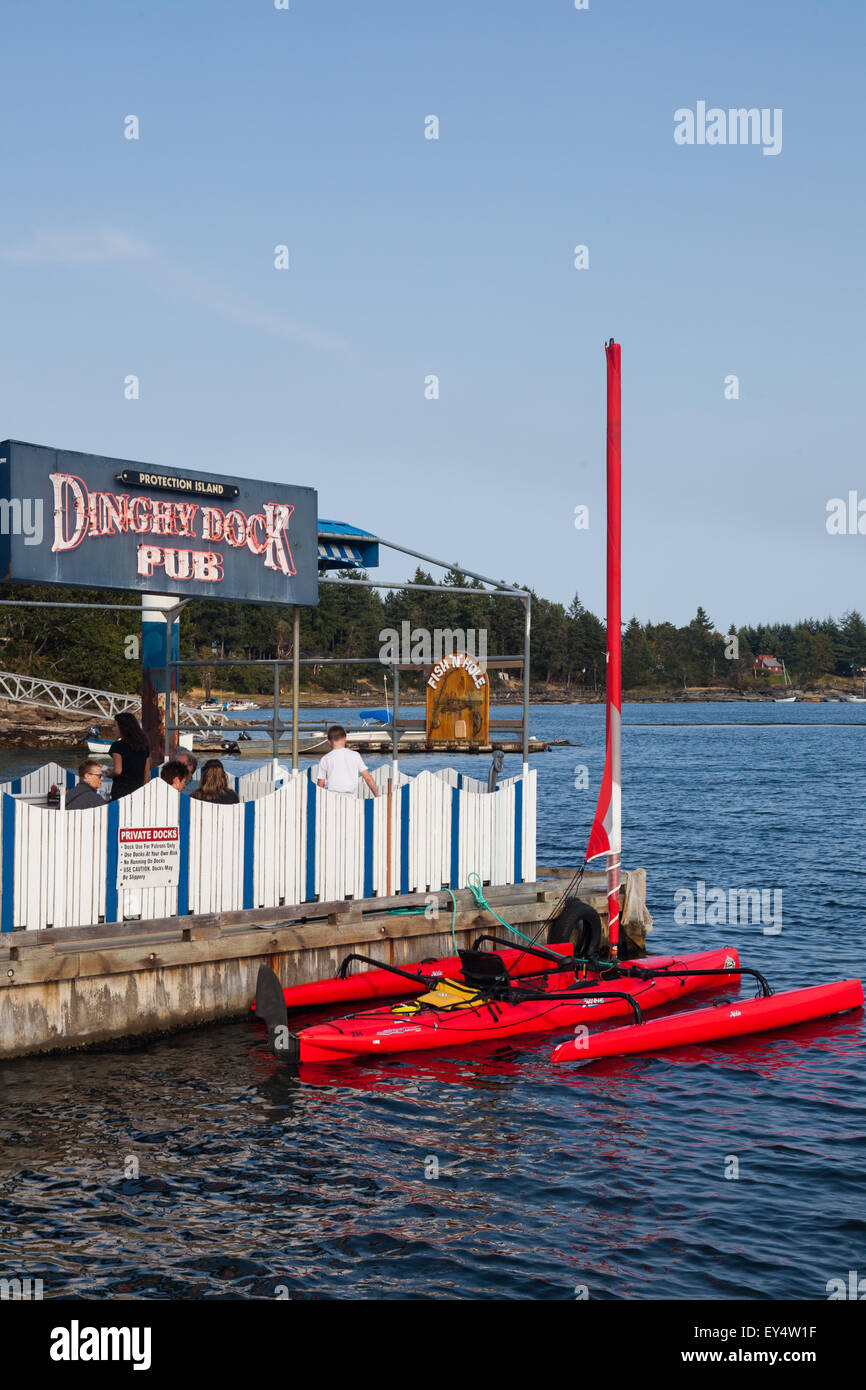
[551,978,864,1064]
[265,940,577,1011]
[257,947,741,1064]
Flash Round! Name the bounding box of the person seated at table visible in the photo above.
[190,759,240,805]
[160,759,190,792]
[66,760,106,809]
[107,712,151,801]
[176,750,198,783]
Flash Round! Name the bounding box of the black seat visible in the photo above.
[457,949,510,997]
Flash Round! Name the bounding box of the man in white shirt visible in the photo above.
[316,725,379,797]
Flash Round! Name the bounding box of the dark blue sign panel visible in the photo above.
[0,441,318,606]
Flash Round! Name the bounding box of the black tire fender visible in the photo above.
[546,897,603,956]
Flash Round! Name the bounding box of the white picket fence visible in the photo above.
[0,764,536,931]
[0,760,290,803]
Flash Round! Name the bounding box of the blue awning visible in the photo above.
[318,541,363,565]
[317,520,379,570]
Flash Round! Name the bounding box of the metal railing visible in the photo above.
[0,670,228,729]
[0,671,141,720]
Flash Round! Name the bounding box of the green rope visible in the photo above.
[387,888,458,950]
[389,874,617,970]
[466,872,618,969]
[465,871,540,945]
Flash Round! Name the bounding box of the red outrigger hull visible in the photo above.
[269,942,577,1011]
[550,978,864,1064]
[287,947,741,1063]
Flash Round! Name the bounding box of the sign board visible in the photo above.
[426,652,490,742]
[0,441,318,606]
[117,826,181,888]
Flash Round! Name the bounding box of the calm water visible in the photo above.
[1,703,864,1300]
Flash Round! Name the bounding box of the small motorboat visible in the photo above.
[84,725,194,755]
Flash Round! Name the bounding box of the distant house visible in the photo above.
[754,654,784,675]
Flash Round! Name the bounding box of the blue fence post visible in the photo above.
[363,797,374,900]
[450,785,460,891]
[305,776,317,901]
[514,778,523,883]
[1,794,16,932]
[177,793,191,916]
[242,800,256,910]
[105,799,120,923]
[399,783,410,895]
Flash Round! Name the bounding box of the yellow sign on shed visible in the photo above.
[426,653,490,743]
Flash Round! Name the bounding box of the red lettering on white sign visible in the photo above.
[49,472,299,588]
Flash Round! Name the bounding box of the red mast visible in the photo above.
[585,340,622,957]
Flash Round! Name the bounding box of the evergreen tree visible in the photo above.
[622,617,654,688]
[838,610,866,672]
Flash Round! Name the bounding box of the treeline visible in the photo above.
[0,577,864,696]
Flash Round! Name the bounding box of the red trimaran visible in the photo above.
[253,343,862,1066]
[551,340,862,1064]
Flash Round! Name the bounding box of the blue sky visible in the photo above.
[0,0,863,626]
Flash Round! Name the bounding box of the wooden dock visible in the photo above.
[280,734,551,756]
[222,729,551,756]
[0,868,652,1059]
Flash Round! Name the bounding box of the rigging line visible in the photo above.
[466,869,610,975]
[496,860,590,972]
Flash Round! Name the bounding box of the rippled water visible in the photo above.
[1,704,864,1299]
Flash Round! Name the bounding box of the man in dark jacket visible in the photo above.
[66,760,106,809]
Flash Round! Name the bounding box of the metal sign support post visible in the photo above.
[292,606,300,771]
[272,663,282,774]
[391,666,400,778]
[140,595,184,766]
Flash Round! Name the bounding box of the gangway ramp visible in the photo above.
[0,671,224,727]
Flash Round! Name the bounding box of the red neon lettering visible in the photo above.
[223,509,247,547]
[50,474,297,588]
[151,500,178,535]
[246,514,267,555]
[86,492,115,538]
[131,497,153,533]
[137,544,164,577]
[173,502,199,537]
[101,493,131,536]
[50,473,89,552]
[193,551,224,582]
[165,549,193,579]
[262,503,296,576]
[200,507,224,542]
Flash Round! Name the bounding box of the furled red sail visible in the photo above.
[585,341,622,953]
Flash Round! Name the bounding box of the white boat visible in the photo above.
[774,696,796,703]
[86,731,194,756]
[846,696,866,703]
[226,699,259,711]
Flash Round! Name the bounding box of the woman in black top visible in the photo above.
[190,760,240,805]
[108,712,151,800]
